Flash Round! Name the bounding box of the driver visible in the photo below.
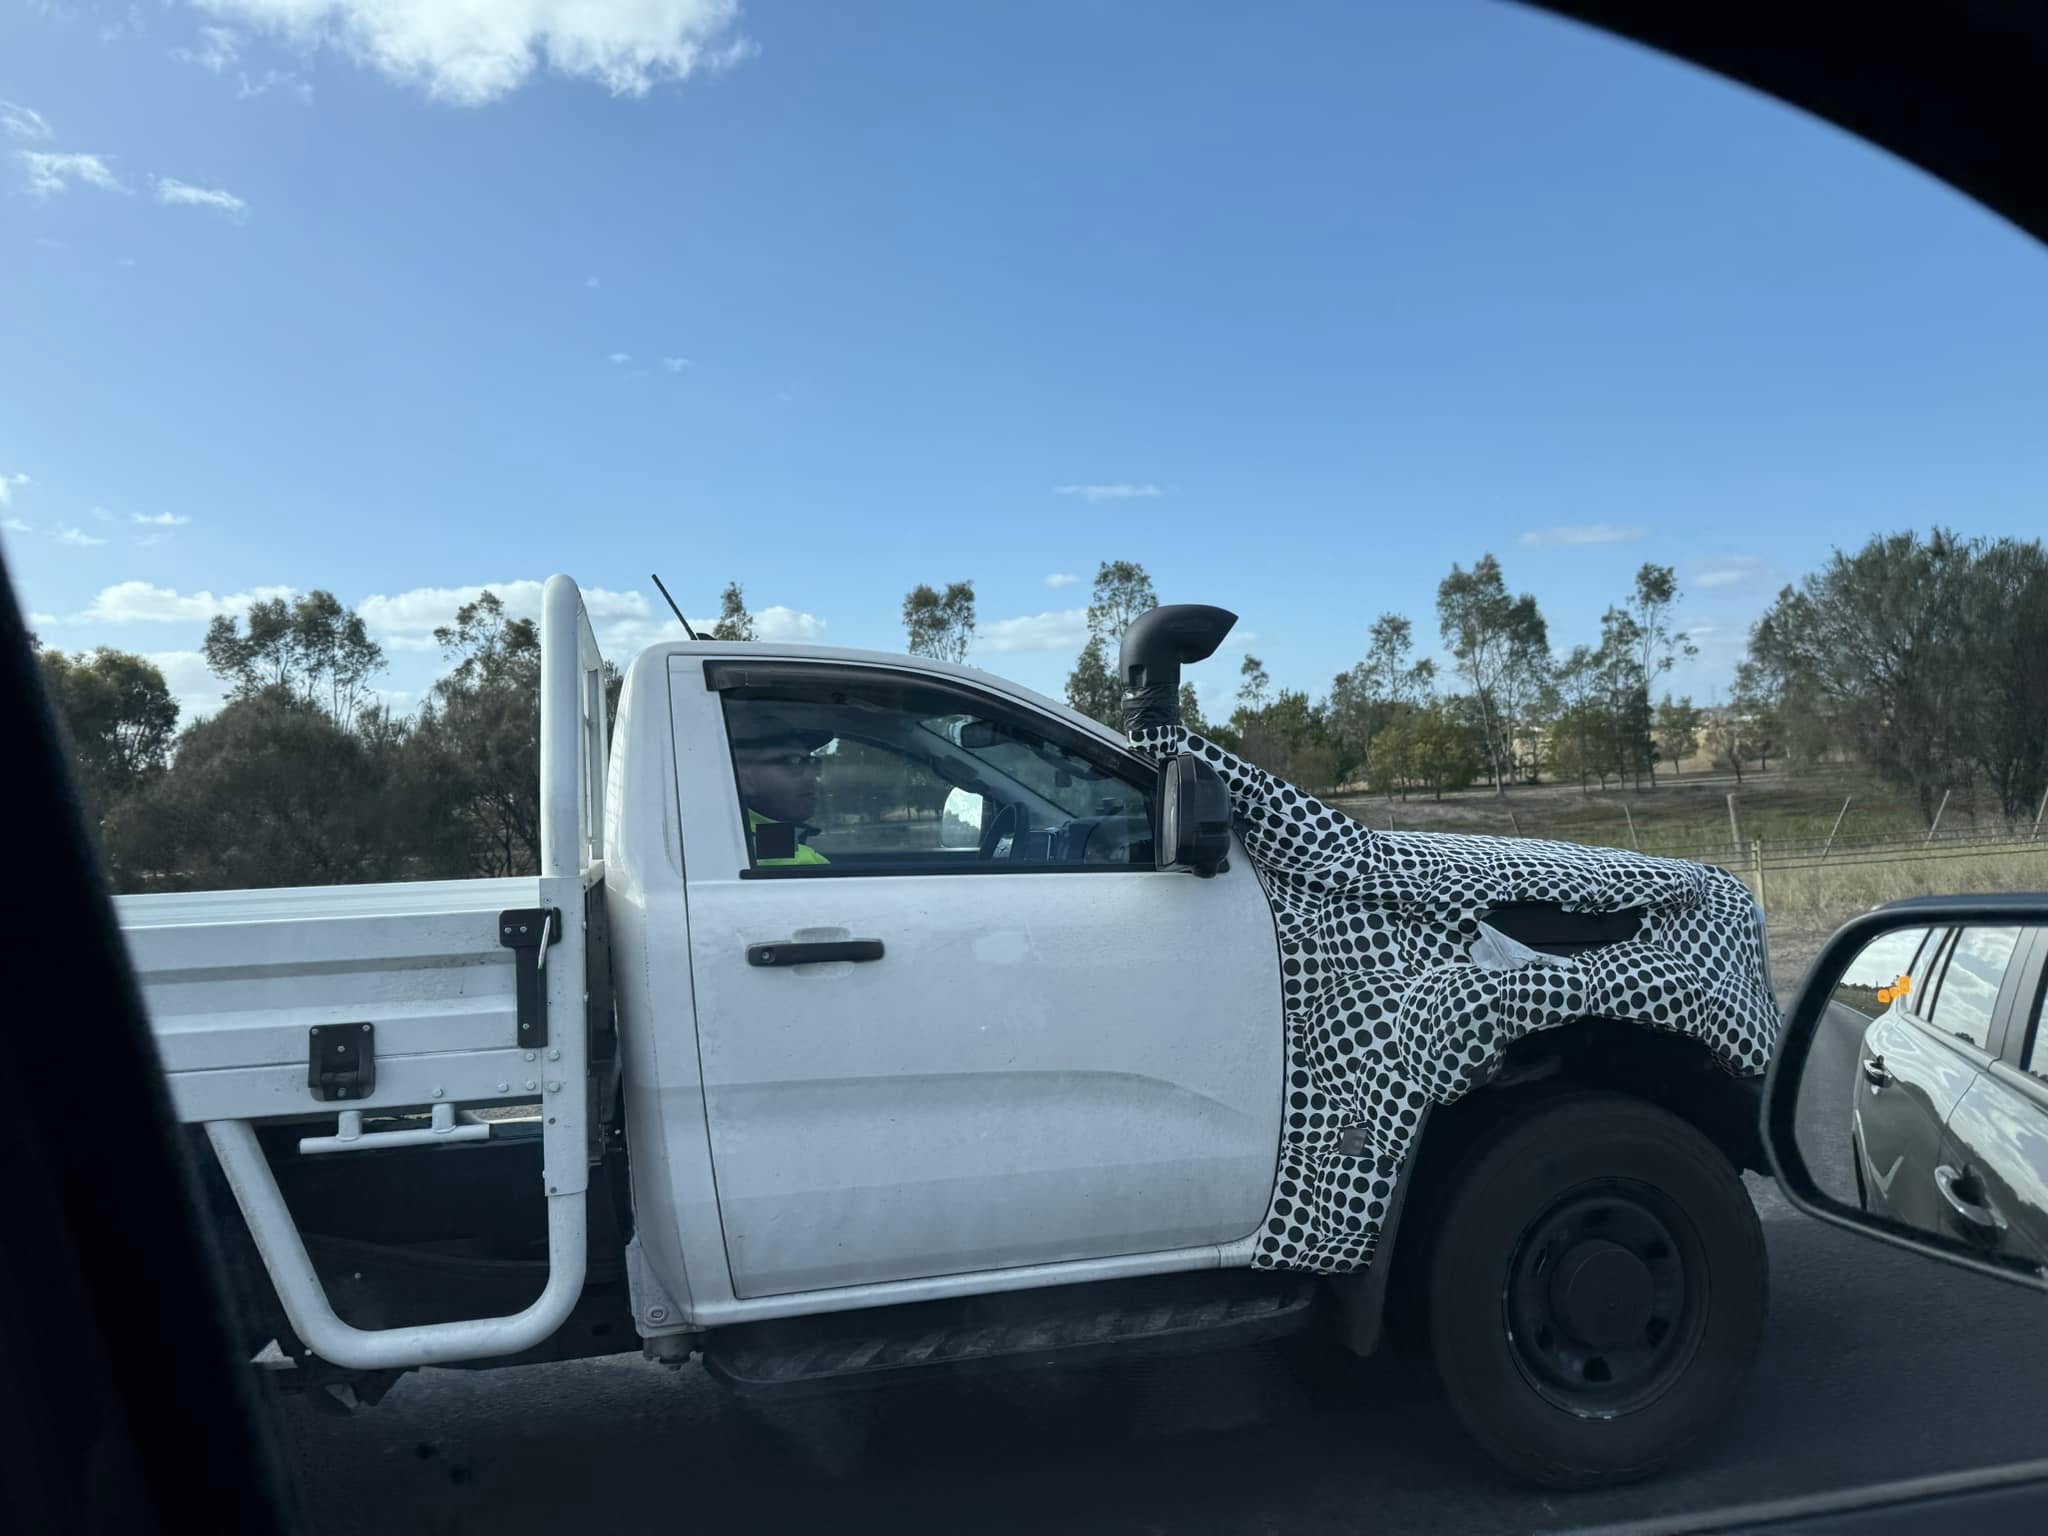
[730,707,833,867]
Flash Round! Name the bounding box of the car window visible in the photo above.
[2022,971,2048,1082]
[1830,926,1933,1018]
[720,678,1155,873]
[1927,926,2024,1049]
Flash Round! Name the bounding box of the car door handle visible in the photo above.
[1861,1054,1892,1088]
[1934,1164,2008,1235]
[747,940,885,967]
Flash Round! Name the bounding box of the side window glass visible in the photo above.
[720,677,1156,873]
[1831,926,1931,1019]
[1927,926,2022,1050]
[2023,969,2048,1082]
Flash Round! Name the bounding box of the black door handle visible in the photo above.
[1861,1054,1892,1088]
[1934,1164,2008,1237]
[747,940,885,967]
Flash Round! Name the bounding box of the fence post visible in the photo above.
[1507,810,1522,837]
[2034,784,2048,841]
[1727,792,1743,855]
[1820,795,1852,863]
[1751,838,1767,915]
[1623,804,1640,850]
[1926,788,1952,844]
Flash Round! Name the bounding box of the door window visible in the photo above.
[1927,926,2023,1050]
[718,672,1157,873]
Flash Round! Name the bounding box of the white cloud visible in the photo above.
[753,605,825,643]
[980,608,1089,654]
[239,69,315,103]
[193,0,755,106]
[65,581,296,624]
[2,517,30,535]
[172,24,242,72]
[154,176,249,217]
[16,150,125,197]
[660,355,692,372]
[0,471,25,507]
[357,579,652,651]
[1694,557,1766,590]
[58,525,110,547]
[35,235,66,249]
[1517,524,1645,548]
[0,100,53,141]
[1043,572,1078,588]
[1054,483,1160,503]
[584,275,601,288]
[607,351,631,364]
[145,650,229,721]
[131,511,192,527]
[92,505,116,523]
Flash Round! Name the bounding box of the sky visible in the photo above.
[6,0,2048,724]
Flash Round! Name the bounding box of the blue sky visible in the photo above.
[6,0,2048,723]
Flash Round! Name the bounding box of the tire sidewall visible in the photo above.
[1427,1093,1768,1486]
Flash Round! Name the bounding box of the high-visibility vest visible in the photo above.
[747,808,829,867]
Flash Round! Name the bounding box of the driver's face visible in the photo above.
[740,745,821,824]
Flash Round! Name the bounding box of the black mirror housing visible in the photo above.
[1159,754,1232,876]
[1764,893,2048,1292]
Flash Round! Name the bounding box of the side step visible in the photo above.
[701,1270,1320,1397]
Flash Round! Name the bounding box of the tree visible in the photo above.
[1237,655,1272,711]
[202,590,384,725]
[1084,559,1158,647]
[1065,633,1119,726]
[1327,613,1435,786]
[1177,682,1209,736]
[1406,697,1485,799]
[105,689,422,892]
[1066,559,1157,728]
[412,590,545,877]
[710,581,755,642]
[902,580,976,662]
[1747,530,1984,822]
[1626,564,1698,689]
[37,646,179,831]
[1546,644,1607,791]
[1436,555,1548,796]
[1654,696,1704,777]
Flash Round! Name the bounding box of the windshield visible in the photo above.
[8,1,2048,1531]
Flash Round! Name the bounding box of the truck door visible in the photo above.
[670,656,1285,1299]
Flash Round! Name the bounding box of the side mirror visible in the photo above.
[1765,897,2048,1292]
[1158,754,1231,876]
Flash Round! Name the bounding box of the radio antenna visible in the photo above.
[651,573,699,641]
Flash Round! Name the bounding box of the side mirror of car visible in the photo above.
[1764,897,2048,1292]
[1158,754,1231,876]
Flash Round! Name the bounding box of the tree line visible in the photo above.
[35,528,2047,896]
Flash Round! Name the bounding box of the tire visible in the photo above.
[1424,1091,1767,1488]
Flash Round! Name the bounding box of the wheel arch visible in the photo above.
[1331,1015,1766,1357]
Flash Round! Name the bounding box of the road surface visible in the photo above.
[264,1001,2046,1535]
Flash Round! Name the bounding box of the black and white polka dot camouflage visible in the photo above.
[1130,723,1780,1275]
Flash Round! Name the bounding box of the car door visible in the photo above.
[1935,928,2048,1269]
[1843,921,1966,1236]
[671,656,1285,1299]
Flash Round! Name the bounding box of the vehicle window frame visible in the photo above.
[704,659,1164,880]
[1996,927,2048,1074]
[1911,924,2027,1061]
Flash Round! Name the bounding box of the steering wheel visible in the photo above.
[979,801,1030,860]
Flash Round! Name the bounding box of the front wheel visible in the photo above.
[1425,1091,1767,1488]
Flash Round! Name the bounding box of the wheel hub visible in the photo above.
[1503,1180,1704,1418]
[1548,1239,1653,1349]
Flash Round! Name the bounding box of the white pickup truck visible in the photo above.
[121,577,1781,1487]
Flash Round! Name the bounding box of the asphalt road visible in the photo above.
[264,1002,2046,1536]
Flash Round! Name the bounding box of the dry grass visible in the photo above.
[1740,844,2048,995]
